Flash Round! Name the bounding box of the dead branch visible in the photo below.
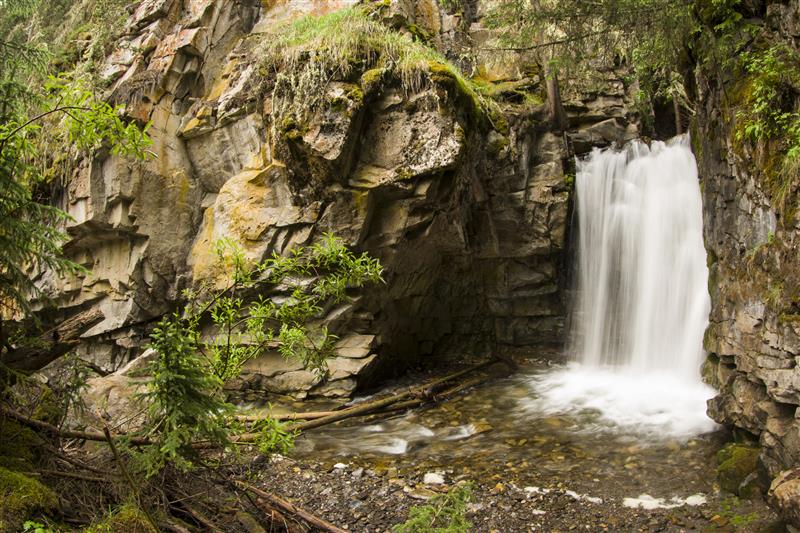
[236,410,338,423]
[291,359,501,432]
[36,469,111,483]
[236,480,348,533]
[103,426,160,532]
[44,443,114,475]
[1,406,151,444]
[227,359,503,443]
[177,502,225,533]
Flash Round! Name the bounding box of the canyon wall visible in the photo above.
[40,0,638,399]
[696,1,800,479]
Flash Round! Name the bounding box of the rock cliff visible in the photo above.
[39,0,639,399]
[695,0,800,482]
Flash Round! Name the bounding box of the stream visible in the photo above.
[286,360,723,507]
[246,137,779,530]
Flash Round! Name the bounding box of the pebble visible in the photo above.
[333,462,347,470]
[423,472,445,485]
[404,486,437,500]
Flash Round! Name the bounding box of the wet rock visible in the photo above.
[695,6,800,478]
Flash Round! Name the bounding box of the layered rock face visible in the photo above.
[36,0,637,399]
[696,2,800,479]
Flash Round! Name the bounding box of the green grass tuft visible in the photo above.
[259,7,496,128]
[84,502,157,533]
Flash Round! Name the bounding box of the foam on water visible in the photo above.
[623,493,707,510]
[523,363,718,439]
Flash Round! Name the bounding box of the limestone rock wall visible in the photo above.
[37,0,638,399]
[695,1,800,477]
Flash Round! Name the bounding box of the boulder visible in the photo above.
[716,443,761,496]
[769,469,800,527]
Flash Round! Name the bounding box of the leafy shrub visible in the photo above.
[394,484,473,533]
[734,44,800,216]
[137,234,383,476]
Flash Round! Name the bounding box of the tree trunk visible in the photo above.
[545,64,569,131]
[673,97,683,135]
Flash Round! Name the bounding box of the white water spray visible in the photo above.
[572,135,710,375]
[525,135,717,438]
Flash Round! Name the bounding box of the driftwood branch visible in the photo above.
[236,410,336,423]
[230,359,503,442]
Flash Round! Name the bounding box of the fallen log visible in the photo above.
[235,480,348,533]
[228,359,503,442]
[235,410,337,423]
[1,308,104,373]
[5,359,504,449]
[291,358,500,432]
[381,375,488,414]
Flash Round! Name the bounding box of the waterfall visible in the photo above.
[523,135,717,439]
[571,135,710,377]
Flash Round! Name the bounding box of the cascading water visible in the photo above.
[571,135,710,374]
[523,135,718,439]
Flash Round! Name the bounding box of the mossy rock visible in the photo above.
[486,131,510,158]
[427,61,484,127]
[0,467,58,532]
[32,387,64,426]
[84,503,157,533]
[0,419,44,471]
[701,353,720,388]
[360,68,385,96]
[717,443,760,496]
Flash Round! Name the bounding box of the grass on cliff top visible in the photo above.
[258,6,490,116]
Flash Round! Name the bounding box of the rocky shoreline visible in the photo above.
[251,454,779,532]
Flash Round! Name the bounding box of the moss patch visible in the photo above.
[84,503,157,533]
[360,67,385,96]
[716,443,760,496]
[701,353,720,388]
[0,419,44,471]
[0,467,58,531]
